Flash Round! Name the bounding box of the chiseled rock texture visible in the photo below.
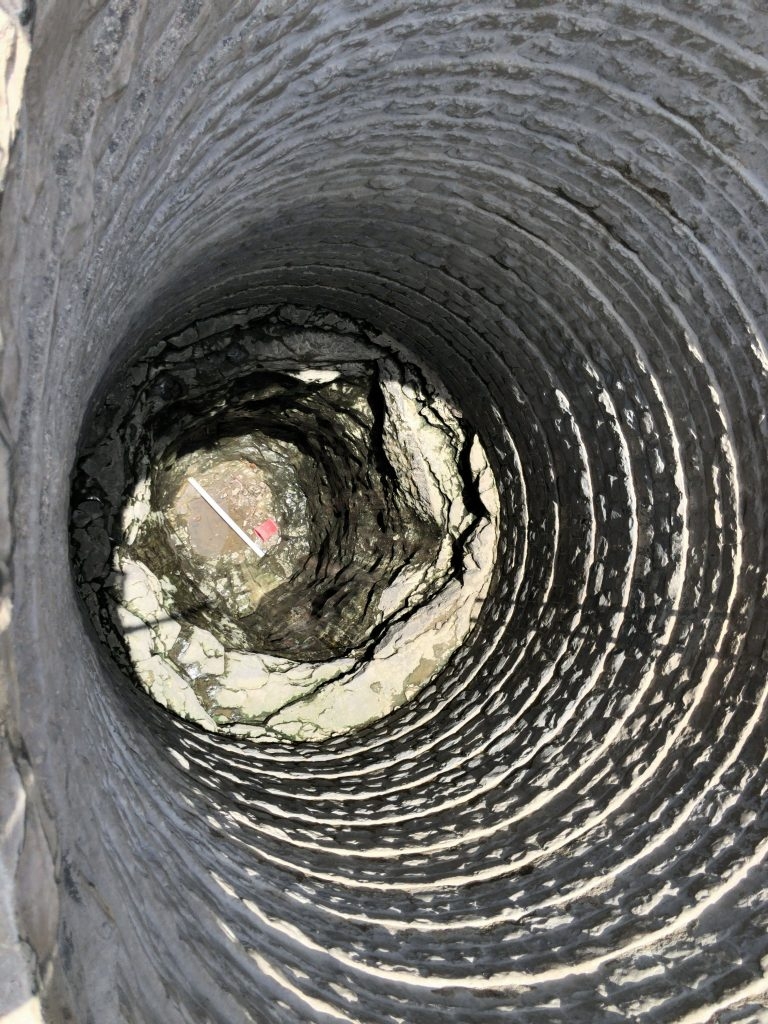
[2,1,768,1022]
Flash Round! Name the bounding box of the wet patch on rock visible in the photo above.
[70,306,499,741]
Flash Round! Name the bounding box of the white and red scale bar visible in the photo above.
[187,477,266,557]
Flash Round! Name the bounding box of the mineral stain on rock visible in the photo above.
[70,306,499,741]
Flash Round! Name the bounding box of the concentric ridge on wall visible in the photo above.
[2,1,768,1022]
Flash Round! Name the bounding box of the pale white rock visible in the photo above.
[151,615,182,655]
[113,609,216,730]
[377,561,435,618]
[213,651,355,721]
[0,8,29,187]
[118,558,166,622]
[174,625,225,676]
[289,369,341,383]
[136,656,217,731]
[379,362,465,528]
[121,476,152,545]
[115,567,181,655]
[115,606,154,665]
[470,434,500,517]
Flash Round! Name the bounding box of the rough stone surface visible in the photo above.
[3,1,768,1022]
[70,309,498,739]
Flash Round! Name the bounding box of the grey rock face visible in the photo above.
[2,2,768,1022]
[71,306,498,740]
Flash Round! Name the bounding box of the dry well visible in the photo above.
[2,2,768,1022]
